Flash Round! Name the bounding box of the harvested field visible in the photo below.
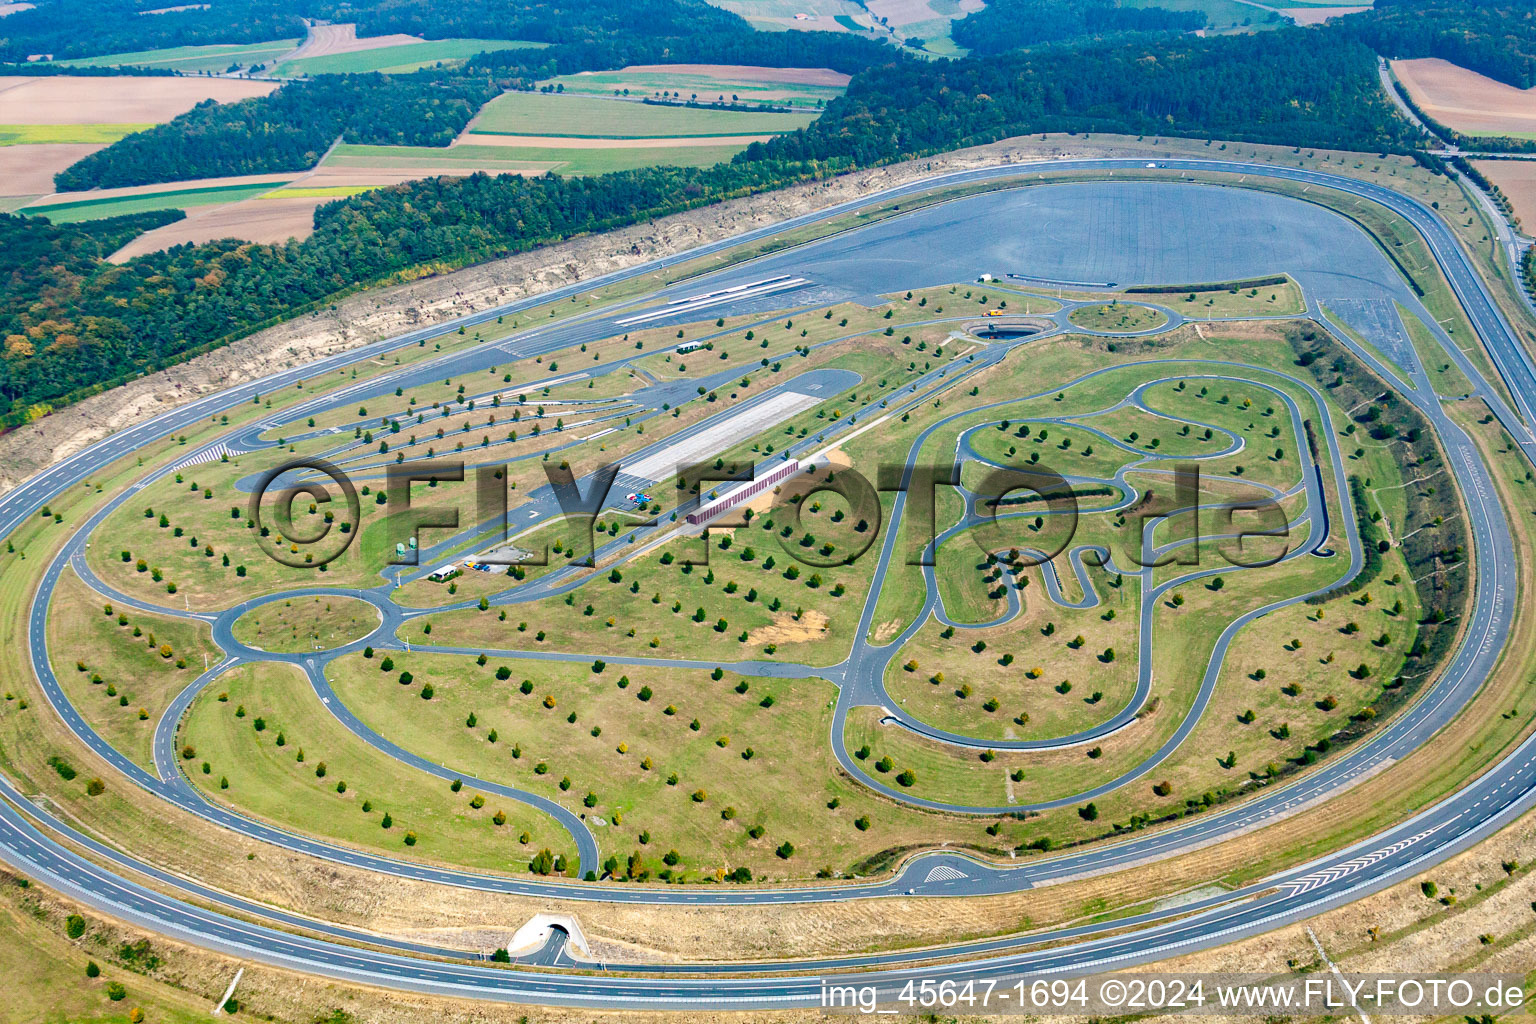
[455,132,776,149]
[1474,159,1536,230]
[0,75,276,124]
[0,142,103,194]
[1392,58,1536,137]
[108,193,322,260]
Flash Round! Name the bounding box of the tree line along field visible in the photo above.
[322,141,755,177]
[465,91,820,139]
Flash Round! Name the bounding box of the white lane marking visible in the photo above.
[923,865,968,883]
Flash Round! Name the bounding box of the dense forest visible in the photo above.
[55,70,504,189]
[951,0,1204,55]
[1338,0,1536,89]
[754,29,1405,167]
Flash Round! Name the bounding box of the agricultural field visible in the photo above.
[866,0,985,55]
[1392,58,1536,139]
[466,91,817,139]
[275,37,544,77]
[706,0,981,53]
[0,74,277,124]
[705,0,877,34]
[1473,159,1536,230]
[311,81,832,179]
[543,63,849,110]
[0,75,280,207]
[0,122,151,145]
[50,38,299,74]
[21,178,289,223]
[326,140,754,176]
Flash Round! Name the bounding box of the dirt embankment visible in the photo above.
[0,132,1304,494]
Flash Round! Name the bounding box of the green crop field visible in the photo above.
[275,38,545,77]
[53,38,299,73]
[467,91,818,139]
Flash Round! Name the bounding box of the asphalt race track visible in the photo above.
[6,157,1536,1008]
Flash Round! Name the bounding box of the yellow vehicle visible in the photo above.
[985,308,1005,316]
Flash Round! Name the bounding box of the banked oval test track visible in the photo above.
[5,157,1536,1009]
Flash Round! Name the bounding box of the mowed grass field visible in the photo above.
[276,38,544,77]
[53,38,299,74]
[467,91,817,139]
